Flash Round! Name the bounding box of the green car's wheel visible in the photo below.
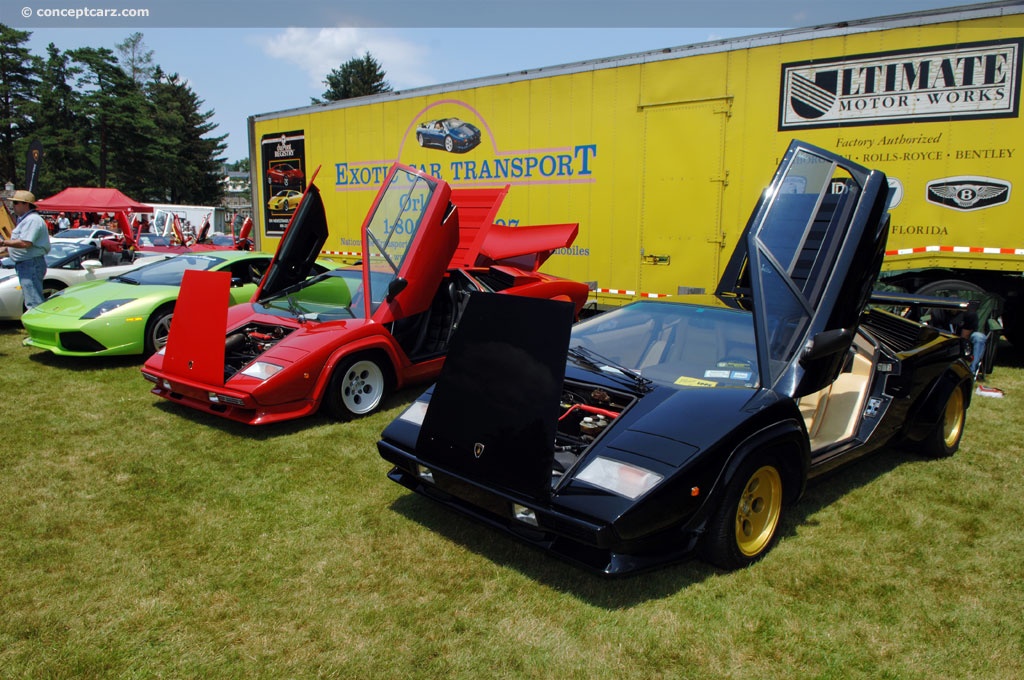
[324,356,389,421]
[144,304,174,356]
[701,454,785,570]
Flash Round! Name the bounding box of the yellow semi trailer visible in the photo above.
[249,1,1024,341]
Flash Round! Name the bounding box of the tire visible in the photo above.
[417,133,424,147]
[144,305,175,356]
[915,279,985,326]
[701,455,785,570]
[444,135,454,152]
[323,356,389,421]
[918,385,967,458]
[42,280,66,299]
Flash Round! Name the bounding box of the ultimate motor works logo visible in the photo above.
[780,38,1023,129]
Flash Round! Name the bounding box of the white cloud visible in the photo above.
[261,28,433,94]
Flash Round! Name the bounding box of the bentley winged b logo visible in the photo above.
[926,177,1011,212]
[473,443,485,459]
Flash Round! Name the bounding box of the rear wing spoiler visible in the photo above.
[869,291,972,311]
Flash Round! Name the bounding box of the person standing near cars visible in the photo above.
[1,190,51,309]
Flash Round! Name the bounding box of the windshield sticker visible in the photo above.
[675,376,718,387]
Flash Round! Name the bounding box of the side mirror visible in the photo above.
[801,328,853,363]
[82,259,103,272]
[386,277,408,300]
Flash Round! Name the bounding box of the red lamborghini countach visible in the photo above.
[142,163,590,425]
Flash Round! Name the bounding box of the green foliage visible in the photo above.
[1,320,1022,678]
[0,24,226,203]
[0,24,40,185]
[319,51,392,102]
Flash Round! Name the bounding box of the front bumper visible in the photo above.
[142,368,318,425]
[378,439,699,575]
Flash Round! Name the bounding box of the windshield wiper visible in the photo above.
[568,345,653,393]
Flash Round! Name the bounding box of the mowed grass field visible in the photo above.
[1,320,1022,679]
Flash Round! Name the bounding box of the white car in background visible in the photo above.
[0,241,169,320]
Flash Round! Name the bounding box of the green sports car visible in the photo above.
[21,251,276,357]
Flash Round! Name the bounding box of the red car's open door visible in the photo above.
[359,164,456,324]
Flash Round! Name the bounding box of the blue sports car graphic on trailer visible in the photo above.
[416,118,482,153]
[377,140,975,575]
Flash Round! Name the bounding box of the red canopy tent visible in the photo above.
[35,187,153,213]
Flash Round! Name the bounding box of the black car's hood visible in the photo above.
[416,292,575,502]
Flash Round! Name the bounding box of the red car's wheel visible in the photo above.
[324,356,390,420]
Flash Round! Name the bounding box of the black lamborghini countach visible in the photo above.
[377,141,974,574]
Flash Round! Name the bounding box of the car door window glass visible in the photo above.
[364,168,436,305]
[753,148,859,387]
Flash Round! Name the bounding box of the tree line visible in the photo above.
[0,26,226,204]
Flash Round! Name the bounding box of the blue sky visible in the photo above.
[13,0,982,162]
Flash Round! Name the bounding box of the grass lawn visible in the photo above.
[1,320,1022,679]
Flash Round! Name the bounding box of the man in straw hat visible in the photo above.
[1,189,51,309]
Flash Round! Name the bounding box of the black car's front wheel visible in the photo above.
[919,385,967,458]
[324,355,390,421]
[701,455,785,570]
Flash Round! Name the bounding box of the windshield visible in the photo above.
[570,301,759,388]
[364,168,437,305]
[114,253,227,286]
[257,267,373,320]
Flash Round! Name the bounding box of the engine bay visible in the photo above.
[552,380,633,482]
[224,323,296,379]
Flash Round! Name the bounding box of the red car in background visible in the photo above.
[142,163,591,425]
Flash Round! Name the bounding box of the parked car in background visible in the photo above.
[377,141,975,575]
[0,241,168,320]
[21,251,282,357]
[416,118,481,153]
[52,228,117,247]
[142,163,590,425]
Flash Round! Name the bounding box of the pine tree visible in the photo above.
[32,43,93,194]
[319,52,392,102]
[0,24,40,186]
[116,32,155,86]
[147,70,226,204]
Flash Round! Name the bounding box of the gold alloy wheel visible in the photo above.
[734,465,783,557]
[942,388,965,450]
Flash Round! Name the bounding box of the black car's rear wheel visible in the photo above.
[919,385,967,458]
[701,455,785,570]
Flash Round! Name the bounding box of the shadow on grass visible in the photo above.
[387,444,920,607]
[144,383,425,441]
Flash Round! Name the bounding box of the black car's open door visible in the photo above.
[722,140,891,399]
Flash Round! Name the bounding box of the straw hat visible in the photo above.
[11,189,36,205]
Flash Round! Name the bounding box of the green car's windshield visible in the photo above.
[570,301,759,389]
[112,254,227,286]
[257,268,363,320]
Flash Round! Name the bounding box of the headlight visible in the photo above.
[399,400,429,425]
[576,457,664,500]
[81,298,135,319]
[239,361,283,380]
